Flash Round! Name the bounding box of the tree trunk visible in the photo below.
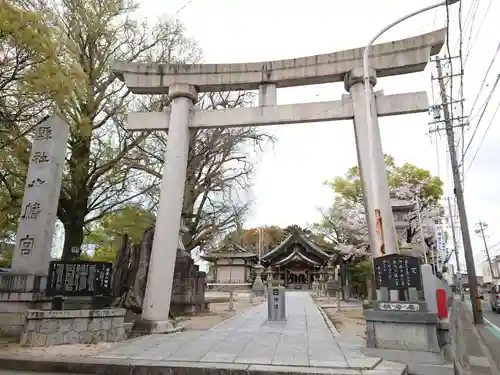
[62,219,85,260]
[111,234,130,297]
[132,226,155,308]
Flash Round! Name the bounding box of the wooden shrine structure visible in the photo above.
[203,228,332,290]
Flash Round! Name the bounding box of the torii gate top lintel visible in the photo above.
[112,28,445,94]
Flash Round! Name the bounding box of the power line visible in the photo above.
[462,74,500,160]
[444,1,454,121]
[454,0,488,157]
[475,221,500,279]
[457,0,465,178]
[465,97,500,174]
[467,39,500,119]
[489,240,500,251]
[463,0,493,66]
[172,0,195,17]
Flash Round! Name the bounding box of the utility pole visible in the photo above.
[447,197,464,300]
[475,221,500,280]
[415,196,429,264]
[434,58,483,324]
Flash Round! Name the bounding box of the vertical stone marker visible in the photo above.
[11,116,69,275]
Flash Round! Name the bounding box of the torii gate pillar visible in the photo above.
[345,67,398,257]
[140,83,197,331]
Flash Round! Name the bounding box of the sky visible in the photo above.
[132,0,500,275]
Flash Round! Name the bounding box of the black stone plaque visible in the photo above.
[46,261,112,297]
[373,254,422,290]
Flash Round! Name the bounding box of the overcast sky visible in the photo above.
[135,0,500,275]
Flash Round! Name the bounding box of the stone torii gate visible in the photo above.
[112,28,446,332]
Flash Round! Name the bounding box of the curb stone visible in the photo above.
[316,303,341,337]
[0,354,407,374]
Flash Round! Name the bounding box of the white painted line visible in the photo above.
[485,317,500,333]
[466,300,500,333]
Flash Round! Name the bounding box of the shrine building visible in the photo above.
[203,228,332,290]
[202,242,258,284]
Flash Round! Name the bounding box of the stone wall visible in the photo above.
[170,251,208,316]
[0,273,51,338]
[21,308,126,346]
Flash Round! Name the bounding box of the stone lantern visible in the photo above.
[325,259,338,297]
[252,264,265,297]
[390,196,429,261]
[312,274,320,295]
[390,197,415,245]
[319,267,327,296]
[177,218,190,257]
[266,267,273,282]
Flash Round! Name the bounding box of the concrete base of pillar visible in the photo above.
[132,319,183,335]
[0,273,51,339]
[364,304,452,375]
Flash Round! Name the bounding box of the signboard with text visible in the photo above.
[46,261,112,297]
[272,287,279,309]
[374,254,422,290]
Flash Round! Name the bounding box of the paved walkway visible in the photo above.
[96,292,405,373]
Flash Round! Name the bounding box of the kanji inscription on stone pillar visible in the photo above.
[11,116,69,275]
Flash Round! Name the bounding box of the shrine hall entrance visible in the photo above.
[286,264,309,288]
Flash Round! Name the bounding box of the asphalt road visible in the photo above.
[467,293,500,371]
[478,293,500,336]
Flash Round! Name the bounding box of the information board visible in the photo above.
[46,261,112,297]
[373,254,422,290]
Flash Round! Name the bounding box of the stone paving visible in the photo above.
[0,372,89,375]
[96,292,406,374]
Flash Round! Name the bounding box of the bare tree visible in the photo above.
[128,90,274,253]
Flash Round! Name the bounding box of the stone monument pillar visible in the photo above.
[141,83,198,332]
[11,116,69,274]
[0,116,69,337]
[344,68,398,257]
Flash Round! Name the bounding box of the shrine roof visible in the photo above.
[273,248,323,267]
[390,198,415,211]
[201,242,257,261]
[261,230,331,263]
[214,242,252,253]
